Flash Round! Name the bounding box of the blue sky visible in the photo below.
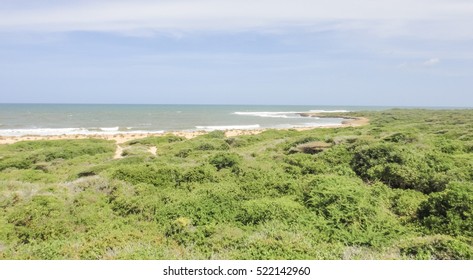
[0,0,472,106]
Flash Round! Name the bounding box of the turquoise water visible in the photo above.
[0,104,380,136]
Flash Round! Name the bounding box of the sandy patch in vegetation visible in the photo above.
[113,145,124,159]
[148,146,157,156]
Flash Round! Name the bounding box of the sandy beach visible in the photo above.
[0,116,368,145]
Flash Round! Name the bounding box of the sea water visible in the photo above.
[0,104,380,136]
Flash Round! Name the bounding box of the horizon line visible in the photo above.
[0,102,471,109]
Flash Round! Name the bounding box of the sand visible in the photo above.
[0,117,369,146]
[113,145,124,159]
[148,146,157,156]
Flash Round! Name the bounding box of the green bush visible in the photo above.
[283,153,321,175]
[225,137,249,148]
[283,136,321,152]
[383,132,417,143]
[304,175,375,225]
[194,139,229,151]
[175,148,192,158]
[209,152,241,171]
[417,182,473,237]
[7,195,71,243]
[0,156,33,171]
[400,235,473,260]
[237,197,304,225]
[182,164,218,184]
[303,175,403,247]
[351,143,451,193]
[0,139,114,171]
[237,167,302,198]
[113,164,183,187]
[391,189,427,218]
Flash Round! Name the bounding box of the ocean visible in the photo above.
[0,104,380,137]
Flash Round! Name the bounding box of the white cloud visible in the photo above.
[398,58,441,69]
[0,0,472,39]
[423,58,440,66]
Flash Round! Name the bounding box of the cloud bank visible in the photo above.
[1,0,472,39]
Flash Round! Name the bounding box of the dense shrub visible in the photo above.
[175,148,192,158]
[182,164,218,184]
[237,197,304,225]
[157,186,241,225]
[209,152,241,171]
[237,167,302,198]
[283,153,320,175]
[204,130,226,139]
[303,175,403,246]
[283,136,321,152]
[400,235,473,260]
[113,164,183,187]
[194,139,230,151]
[7,196,70,243]
[0,156,33,171]
[383,132,417,143]
[0,139,114,171]
[351,143,451,193]
[391,189,427,218]
[304,175,375,224]
[225,137,249,148]
[417,182,473,237]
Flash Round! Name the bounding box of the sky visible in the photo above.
[0,0,472,106]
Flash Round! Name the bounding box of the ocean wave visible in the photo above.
[100,127,120,131]
[233,111,303,119]
[0,128,165,137]
[309,110,350,113]
[195,124,261,131]
[299,122,341,127]
[272,122,341,129]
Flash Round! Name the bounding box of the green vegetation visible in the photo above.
[1,109,472,259]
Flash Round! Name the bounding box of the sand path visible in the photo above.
[148,146,157,156]
[113,144,124,159]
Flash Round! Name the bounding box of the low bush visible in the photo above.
[209,152,241,171]
[417,181,473,237]
[391,189,427,218]
[112,164,183,188]
[400,235,473,260]
[351,143,452,193]
[303,175,403,247]
[6,195,71,243]
[237,197,304,225]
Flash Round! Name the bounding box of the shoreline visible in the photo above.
[0,116,368,145]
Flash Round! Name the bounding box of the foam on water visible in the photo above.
[100,127,120,131]
[195,124,261,131]
[233,111,305,119]
[0,128,165,137]
[309,110,350,113]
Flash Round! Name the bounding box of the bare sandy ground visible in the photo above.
[113,145,124,159]
[148,146,157,156]
[0,117,369,146]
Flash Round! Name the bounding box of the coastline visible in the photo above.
[0,116,368,145]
